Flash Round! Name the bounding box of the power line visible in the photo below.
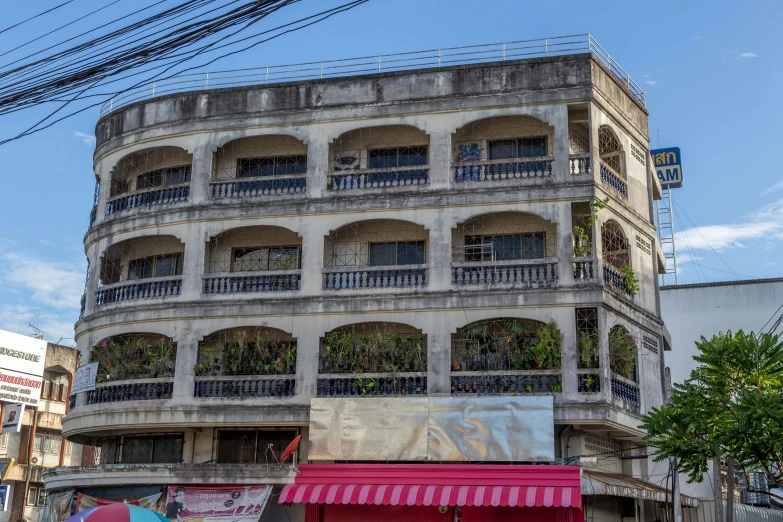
[673,209,707,283]
[0,0,78,36]
[672,196,742,280]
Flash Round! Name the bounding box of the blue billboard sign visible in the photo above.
[651,147,683,189]
[0,485,8,511]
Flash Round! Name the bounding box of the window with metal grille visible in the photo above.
[231,246,301,272]
[137,165,191,190]
[27,485,47,506]
[464,233,545,262]
[368,146,427,169]
[601,221,629,270]
[576,308,599,369]
[34,433,62,453]
[216,429,299,464]
[598,125,625,178]
[128,254,183,280]
[97,435,182,464]
[368,241,425,266]
[236,156,307,178]
[0,432,8,449]
[487,137,548,160]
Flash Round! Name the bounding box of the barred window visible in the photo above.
[97,434,182,464]
[464,233,545,262]
[368,146,427,168]
[137,165,191,189]
[369,241,425,266]
[237,156,307,178]
[127,253,183,280]
[487,137,548,160]
[231,246,301,272]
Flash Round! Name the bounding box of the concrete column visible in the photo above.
[425,321,452,396]
[189,137,214,204]
[427,129,452,190]
[292,322,319,400]
[299,223,327,296]
[558,307,578,395]
[305,130,328,199]
[598,307,612,402]
[555,201,576,285]
[589,102,601,186]
[552,104,570,180]
[172,326,199,400]
[96,165,112,226]
[180,222,207,301]
[83,243,102,317]
[426,211,453,292]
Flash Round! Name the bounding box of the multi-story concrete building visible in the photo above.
[50,36,689,522]
[0,341,87,522]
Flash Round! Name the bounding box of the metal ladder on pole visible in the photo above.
[656,188,678,285]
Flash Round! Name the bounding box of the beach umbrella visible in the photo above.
[64,504,169,522]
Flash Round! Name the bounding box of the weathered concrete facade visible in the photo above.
[55,52,668,521]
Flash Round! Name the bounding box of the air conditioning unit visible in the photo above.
[31,457,38,464]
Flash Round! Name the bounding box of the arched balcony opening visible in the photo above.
[329,125,429,191]
[96,236,184,306]
[568,105,591,175]
[598,125,628,198]
[81,333,176,407]
[450,318,563,395]
[609,325,639,410]
[323,219,428,290]
[452,212,557,287]
[107,147,192,215]
[194,326,296,400]
[203,226,302,294]
[211,135,307,198]
[576,307,600,393]
[317,322,427,397]
[601,220,633,296]
[452,116,554,183]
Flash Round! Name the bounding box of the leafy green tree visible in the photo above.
[641,330,783,500]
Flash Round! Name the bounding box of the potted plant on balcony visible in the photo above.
[578,330,599,369]
[609,327,637,380]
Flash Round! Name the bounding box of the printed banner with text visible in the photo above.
[165,485,272,521]
[75,491,164,513]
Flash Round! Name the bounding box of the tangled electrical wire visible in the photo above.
[0,0,370,145]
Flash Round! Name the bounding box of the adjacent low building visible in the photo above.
[48,35,693,522]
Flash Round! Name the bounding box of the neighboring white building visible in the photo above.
[661,278,783,502]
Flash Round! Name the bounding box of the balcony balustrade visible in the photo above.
[95,277,182,307]
[569,154,591,175]
[452,260,557,286]
[603,265,632,297]
[80,293,86,317]
[106,184,190,216]
[450,371,562,395]
[210,175,306,199]
[193,376,295,399]
[454,158,553,183]
[573,258,595,281]
[611,374,640,411]
[69,394,76,410]
[323,265,427,290]
[317,373,427,397]
[577,373,601,393]
[89,205,97,226]
[599,162,628,198]
[85,379,174,405]
[202,270,301,294]
[328,166,428,191]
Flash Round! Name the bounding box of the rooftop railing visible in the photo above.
[99,34,644,117]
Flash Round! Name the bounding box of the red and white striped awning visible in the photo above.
[279,464,582,509]
[280,483,581,508]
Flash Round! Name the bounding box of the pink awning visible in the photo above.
[279,464,582,509]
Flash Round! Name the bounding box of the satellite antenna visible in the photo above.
[266,435,302,465]
[28,323,45,340]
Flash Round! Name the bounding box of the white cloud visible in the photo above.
[674,199,783,251]
[692,36,702,40]
[676,253,703,264]
[645,80,658,85]
[767,262,777,267]
[73,131,96,146]
[738,52,758,59]
[761,180,783,196]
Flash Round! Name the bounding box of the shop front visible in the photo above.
[280,463,583,522]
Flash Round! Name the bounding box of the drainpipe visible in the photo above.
[59,372,75,467]
[20,407,38,522]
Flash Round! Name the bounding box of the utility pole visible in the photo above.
[726,460,735,522]
[672,459,682,522]
[714,458,725,522]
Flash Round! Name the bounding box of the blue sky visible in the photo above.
[0,0,779,343]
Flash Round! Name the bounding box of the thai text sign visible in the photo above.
[165,485,272,521]
[0,458,14,480]
[0,329,46,406]
[72,363,99,394]
[651,147,683,189]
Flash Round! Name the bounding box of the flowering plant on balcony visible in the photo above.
[91,335,176,383]
[578,330,599,369]
[320,328,426,374]
[451,319,562,372]
[196,326,297,376]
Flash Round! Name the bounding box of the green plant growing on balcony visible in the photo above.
[91,335,176,383]
[621,264,639,296]
[195,326,297,376]
[525,321,563,370]
[321,327,426,374]
[578,330,599,369]
[609,327,637,380]
[573,197,609,257]
[583,374,598,392]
